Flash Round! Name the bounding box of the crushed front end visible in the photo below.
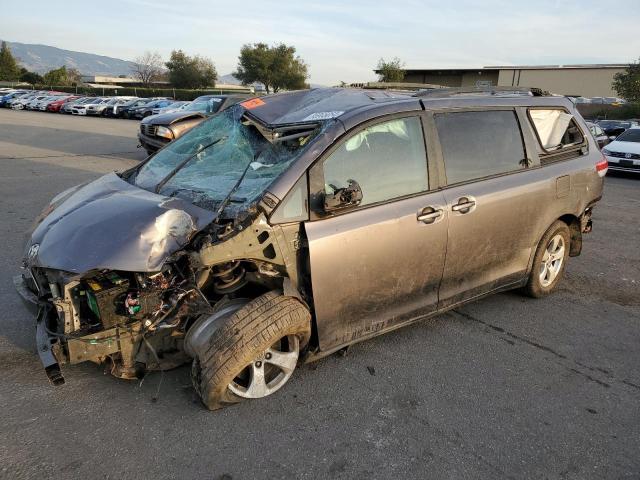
[16,260,210,384]
[15,98,326,388]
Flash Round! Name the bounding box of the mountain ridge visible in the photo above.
[2,40,135,75]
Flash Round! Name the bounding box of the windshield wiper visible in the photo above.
[213,158,255,220]
[154,136,227,193]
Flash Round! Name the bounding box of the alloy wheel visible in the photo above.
[539,234,565,287]
[228,335,300,399]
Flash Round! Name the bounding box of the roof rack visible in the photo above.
[346,82,446,92]
[414,86,551,98]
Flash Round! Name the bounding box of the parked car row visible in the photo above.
[0,89,187,120]
[0,88,253,158]
[573,96,628,105]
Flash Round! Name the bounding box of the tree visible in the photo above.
[612,59,640,103]
[0,41,20,81]
[42,66,80,86]
[19,67,43,84]
[234,43,309,94]
[66,67,81,85]
[376,57,406,82]
[165,50,217,89]
[131,51,164,86]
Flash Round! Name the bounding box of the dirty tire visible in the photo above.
[192,291,311,410]
[523,220,570,298]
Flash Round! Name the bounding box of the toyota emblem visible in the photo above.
[27,243,40,261]
[625,153,632,159]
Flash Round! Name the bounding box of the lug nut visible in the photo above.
[265,352,272,360]
[255,361,262,368]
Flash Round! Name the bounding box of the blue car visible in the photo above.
[0,90,29,108]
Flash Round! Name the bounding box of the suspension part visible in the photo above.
[211,261,247,294]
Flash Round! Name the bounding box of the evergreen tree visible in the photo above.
[0,41,20,81]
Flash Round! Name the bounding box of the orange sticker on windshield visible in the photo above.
[240,98,265,109]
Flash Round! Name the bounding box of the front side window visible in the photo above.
[321,116,428,207]
[435,110,526,185]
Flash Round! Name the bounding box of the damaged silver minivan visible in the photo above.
[15,87,606,409]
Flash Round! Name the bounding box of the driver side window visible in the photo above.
[322,116,429,207]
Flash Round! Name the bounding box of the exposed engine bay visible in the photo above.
[26,211,305,385]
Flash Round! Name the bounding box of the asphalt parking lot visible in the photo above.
[0,108,639,480]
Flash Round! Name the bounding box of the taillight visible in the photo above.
[595,154,608,177]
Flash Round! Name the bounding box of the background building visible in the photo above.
[396,64,627,98]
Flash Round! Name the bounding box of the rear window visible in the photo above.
[528,108,585,158]
[435,110,526,185]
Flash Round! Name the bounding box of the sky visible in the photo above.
[1,0,639,86]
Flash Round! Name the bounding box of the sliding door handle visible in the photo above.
[451,197,476,214]
[417,207,444,224]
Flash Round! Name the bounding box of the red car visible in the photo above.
[46,96,81,113]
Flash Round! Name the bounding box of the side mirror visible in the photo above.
[323,179,363,212]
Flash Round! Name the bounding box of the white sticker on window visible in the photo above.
[302,111,344,121]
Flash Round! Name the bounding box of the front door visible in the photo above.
[305,115,448,352]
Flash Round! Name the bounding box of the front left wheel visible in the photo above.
[192,291,311,410]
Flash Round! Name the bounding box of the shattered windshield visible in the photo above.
[132,105,321,215]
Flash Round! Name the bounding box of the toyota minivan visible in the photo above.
[15,87,606,410]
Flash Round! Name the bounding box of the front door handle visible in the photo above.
[451,197,476,214]
[417,207,444,224]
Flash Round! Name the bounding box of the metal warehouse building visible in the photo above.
[397,64,627,98]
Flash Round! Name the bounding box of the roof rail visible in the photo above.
[414,86,551,98]
[346,82,446,92]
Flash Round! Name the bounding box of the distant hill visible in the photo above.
[219,73,242,85]
[2,41,135,75]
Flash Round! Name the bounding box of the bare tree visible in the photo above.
[131,51,164,86]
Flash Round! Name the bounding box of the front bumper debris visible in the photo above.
[15,274,65,385]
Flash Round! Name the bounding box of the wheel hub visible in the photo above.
[228,335,299,399]
[539,234,565,287]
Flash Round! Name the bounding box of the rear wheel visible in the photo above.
[192,291,311,410]
[523,220,570,298]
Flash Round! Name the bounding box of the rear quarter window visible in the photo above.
[528,108,586,163]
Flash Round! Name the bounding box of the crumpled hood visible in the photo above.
[143,111,206,125]
[27,172,216,273]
